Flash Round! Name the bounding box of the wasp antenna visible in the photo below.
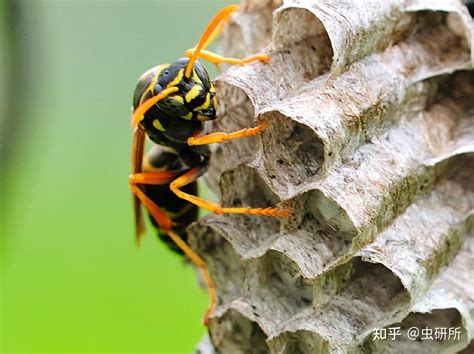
[131,87,179,129]
[185,4,238,78]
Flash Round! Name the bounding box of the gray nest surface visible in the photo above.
[191,0,474,353]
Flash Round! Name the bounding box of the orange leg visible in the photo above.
[188,120,269,146]
[129,183,174,235]
[130,173,216,325]
[130,171,179,185]
[129,170,181,243]
[131,87,179,238]
[130,170,189,235]
[167,230,216,325]
[184,4,269,72]
[185,48,269,66]
[169,168,291,217]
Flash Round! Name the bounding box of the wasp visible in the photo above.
[129,5,291,324]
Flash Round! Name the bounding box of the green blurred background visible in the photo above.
[1,0,233,353]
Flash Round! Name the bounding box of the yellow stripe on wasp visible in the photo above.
[129,4,289,326]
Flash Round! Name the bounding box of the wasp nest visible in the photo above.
[190,0,474,353]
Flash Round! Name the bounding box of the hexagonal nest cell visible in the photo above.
[189,1,474,353]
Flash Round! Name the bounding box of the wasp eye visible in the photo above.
[154,83,163,94]
[176,58,189,65]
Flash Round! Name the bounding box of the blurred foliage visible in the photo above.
[1,0,233,353]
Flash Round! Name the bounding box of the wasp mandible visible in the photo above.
[129,4,291,324]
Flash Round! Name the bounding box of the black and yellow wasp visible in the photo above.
[129,5,290,324]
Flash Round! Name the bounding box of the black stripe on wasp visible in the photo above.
[129,5,291,325]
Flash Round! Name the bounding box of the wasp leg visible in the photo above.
[130,173,217,325]
[170,167,291,217]
[131,87,180,238]
[167,230,216,325]
[130,171,179,185]
[184,4,269,70]
[188,120,268,146]
[129,170,185,240]
[185,48,269,66]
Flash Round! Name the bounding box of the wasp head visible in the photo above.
[133,58,218,125]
